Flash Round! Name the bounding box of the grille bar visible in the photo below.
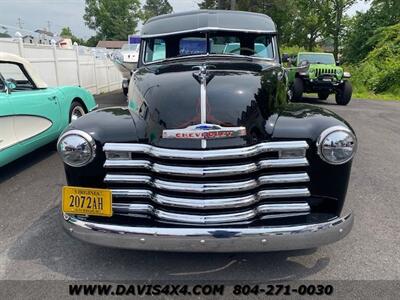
[112,202,311,224]
[316,68,337,77]
[103,141,311,223]
[111,188,311,209]
[103,141,308,160]
[104,158,309,177]
[105,173,310,194]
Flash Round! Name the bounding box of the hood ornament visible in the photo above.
[163,123,246,139]
[192,65,215,84]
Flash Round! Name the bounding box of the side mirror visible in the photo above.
[336,60,340,66]
[281,53,289,63]
[6,80,17,92]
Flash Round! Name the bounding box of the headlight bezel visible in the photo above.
[57,129,96,167]
[316,126,357,165]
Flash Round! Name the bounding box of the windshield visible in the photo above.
[121,44,139,51]
[0,63,35,90]
[222,43,273,58]
[298,53,335,65]
[0,75,4,91]
[144,31,275,63]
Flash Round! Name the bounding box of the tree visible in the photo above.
[236,0,296,45]
[198,0,217,9]
[60,27,86,45]
[83,0,141,40]
[198,0,231,9]
[370,0,400,25]
[290,0,325,51]
[197,1,298,44]
[315,0,356,60]
[342,0,400,63]
[85,35,101,47]
[352,23,400,93]
[141,0,173,22]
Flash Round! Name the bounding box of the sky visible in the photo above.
[0,0,371,39]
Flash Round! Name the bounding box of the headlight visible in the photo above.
[317,126,357,165]
[57,130,96,167]
[336,69,343,77]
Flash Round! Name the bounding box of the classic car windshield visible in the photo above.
[0,63,35,90]
[144,31,275,63]
[298,53,335,65]
[0,76,5,91]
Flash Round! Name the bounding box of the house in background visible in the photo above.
[0,25,11,38]
[58,38,73,49]
[35,29,54,45]
[96,40,126,49]
[22,35,36,44]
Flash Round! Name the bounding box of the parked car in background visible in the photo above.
[284,52,353,105]
[0,52,97,167]
[111,43,140,96]
[58,10,356,252]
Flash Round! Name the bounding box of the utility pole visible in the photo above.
[17,17,23,29]
[47,21,51,33]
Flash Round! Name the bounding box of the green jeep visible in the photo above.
[284,52,352,105]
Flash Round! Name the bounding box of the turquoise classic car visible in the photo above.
[0,52,97,167]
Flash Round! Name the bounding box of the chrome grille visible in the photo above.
[112,203,311,224]
[111,189,310,209]
[104,158,309,177]
[103,141,311,224]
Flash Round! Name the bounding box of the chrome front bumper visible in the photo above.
[63,210,353,252]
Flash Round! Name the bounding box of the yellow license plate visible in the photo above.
[62,186,112,217]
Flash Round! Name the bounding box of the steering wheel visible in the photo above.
[6,78,17,85]
[228,47,256,55]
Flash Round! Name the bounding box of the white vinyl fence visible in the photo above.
[0,38,122,95]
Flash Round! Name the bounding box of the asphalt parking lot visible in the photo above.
[1,91,399,281]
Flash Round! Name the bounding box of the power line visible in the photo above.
[0,23,39,36]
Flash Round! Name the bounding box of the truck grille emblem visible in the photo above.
[163,123,246,139]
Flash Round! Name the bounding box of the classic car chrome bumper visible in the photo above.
[62,210,353,252]
[90,104,99,111]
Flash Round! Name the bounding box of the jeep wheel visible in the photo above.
[291,78,304,101]
[318,91,330,100]
[335,81,352,105]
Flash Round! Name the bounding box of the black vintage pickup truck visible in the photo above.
[57,10,356,252]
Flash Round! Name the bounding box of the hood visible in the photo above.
[309,63,342,70]
[130,59,287,148]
